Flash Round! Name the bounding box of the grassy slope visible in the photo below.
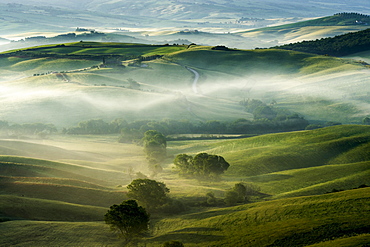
[0,220,123,247]
[1,42,369,124]
[1,188,368,246]
[168,125,370,197]
[0,195,106,221]
[0,125,369,246]
[167,46,364,75]
[148,187,370,247]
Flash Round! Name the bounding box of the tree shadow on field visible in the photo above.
[150,232,224,244]
[247,174,293,183]
[173,227,221,233]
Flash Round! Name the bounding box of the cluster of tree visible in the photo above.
[63,114,309,141]
[0,120,57,138]
[273,28,370,56]
[238,99,309,132]
[174,153,230,180]
[211,45,232,51]
[126,178,185,214]
[203,183,262,207]
[104,179,187,244]
[63,118,127,135]
[104,180,264,243]
[305,121,342,130]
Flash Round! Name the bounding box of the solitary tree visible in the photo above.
[142,130,167,164]
[127,179,170,212]
[104,200,149,240]
[224,190,239,206]
[363,117,370,125]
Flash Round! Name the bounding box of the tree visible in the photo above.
[127,179,170,212]
[363,117,370,125]
[224,190,239,206]
[127,78,140,89]
[104,200,149,240]
[225,183,261,206]
[173,153,230,180]
[232,183,247,203]
[142,130,167,164]
[206,192,217,206]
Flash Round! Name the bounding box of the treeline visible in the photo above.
[273,28,370,56]
[63,102,309,142]
[0,121,57,138]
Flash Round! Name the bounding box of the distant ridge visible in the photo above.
[273,28,370,56]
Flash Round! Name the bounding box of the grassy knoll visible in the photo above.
[146,188,370,246]
[167,46,364,76]
[167,125,370,197]
[209,125,370,174]
[1,188,368,246]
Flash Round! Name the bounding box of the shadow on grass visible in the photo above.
[246,174,293,183]
[172,227,221,233]
[150,232,224,244]
[181,209,237,220]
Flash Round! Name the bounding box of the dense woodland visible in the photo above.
[274,27,370,56]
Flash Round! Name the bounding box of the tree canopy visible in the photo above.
[142,130,167,165]
[104,200,149,239]
[174,153,230,180]
[127,179,170,212]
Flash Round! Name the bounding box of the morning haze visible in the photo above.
[0,1,369,246]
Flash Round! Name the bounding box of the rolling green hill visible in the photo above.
[0,125,369,246]
[167,125,370,197]
[1,188,369,246]
[146,188,370,247]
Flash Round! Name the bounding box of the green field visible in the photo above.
[0,125,369,246]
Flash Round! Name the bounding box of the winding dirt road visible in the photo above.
[185,66,200,94]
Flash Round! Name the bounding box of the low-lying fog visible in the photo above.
[0,65,369,127]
